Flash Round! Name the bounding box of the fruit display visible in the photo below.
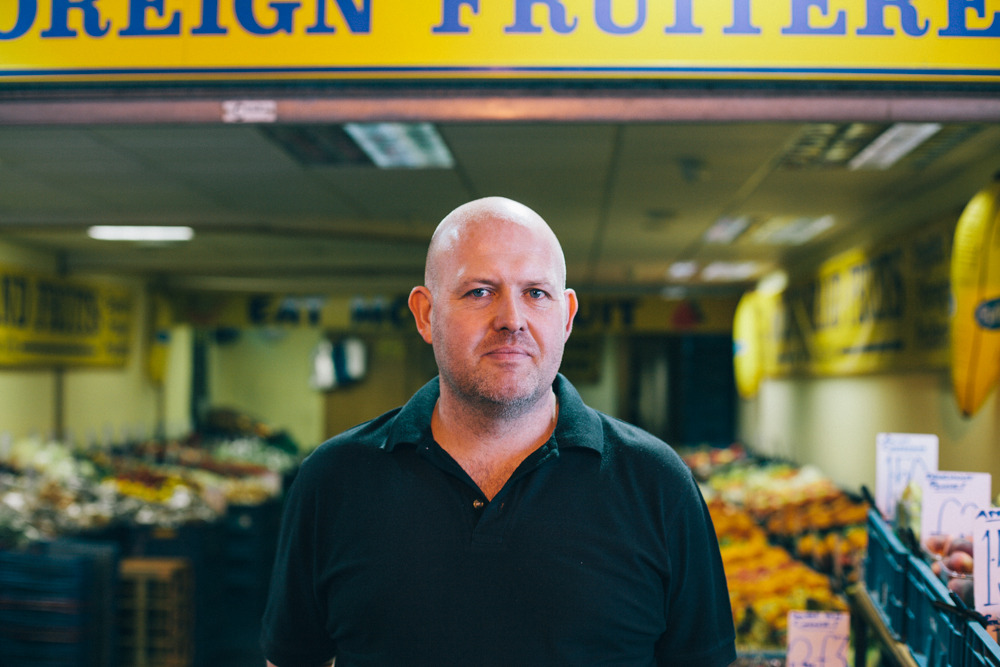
[923,532,975,607]
[0,431,299,549]
[708,498,849,650]
[701,455,869,586]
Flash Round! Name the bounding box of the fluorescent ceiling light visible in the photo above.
[848,123,941,170]
[704,216,751,244]
[343,122,454,169]
[701,261,762,282]
[88,225,194,242]
[667,261,699,280]
[750,215,834,246]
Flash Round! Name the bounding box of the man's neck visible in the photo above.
[431,389,558,499]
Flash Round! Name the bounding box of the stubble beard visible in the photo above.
[435,336,562,421]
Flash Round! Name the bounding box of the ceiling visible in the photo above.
[1,89,999,299]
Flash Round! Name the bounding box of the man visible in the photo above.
[261,197,736,667]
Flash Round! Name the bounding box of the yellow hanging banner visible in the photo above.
[0,1,998,83]
[0,266,133,367]
[755,215,953,377]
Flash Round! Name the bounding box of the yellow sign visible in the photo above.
[0,1,998,83]
[0,267,133,367]
[753,215,953,377]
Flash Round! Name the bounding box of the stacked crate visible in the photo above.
[118,557,193,667]
[0,539,118,667]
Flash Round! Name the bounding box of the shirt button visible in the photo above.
[472,499,485,509]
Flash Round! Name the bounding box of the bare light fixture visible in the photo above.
[848,123,942,170]
[88,226,194,242]
[343,123,455,169]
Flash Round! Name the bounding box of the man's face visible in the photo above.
[420,216,577,416]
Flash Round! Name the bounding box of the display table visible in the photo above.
[848,585,917,667]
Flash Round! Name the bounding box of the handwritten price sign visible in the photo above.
[875,432,938,520]
[787,611,849,667]
[921,471,991,543]
[974,508,1000,624]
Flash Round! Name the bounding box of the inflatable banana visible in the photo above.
[950,174,1000,417]
[733,290,763,399]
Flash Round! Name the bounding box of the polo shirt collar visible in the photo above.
[383,373,604,455]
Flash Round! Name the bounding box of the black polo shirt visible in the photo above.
[261,374,736,667]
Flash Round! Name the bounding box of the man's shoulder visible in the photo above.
[300,408,403,470]
[581,408,695,486]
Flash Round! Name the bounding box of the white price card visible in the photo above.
[787,611,849,667]
[974,508,1000,622]
[875,432,938,520]
[921,471,992,543]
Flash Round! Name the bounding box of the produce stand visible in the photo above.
[848,584,918,667]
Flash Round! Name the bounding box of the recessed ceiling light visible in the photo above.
[343,123,454,169]
[704,216,751,244]
[87,226,194,242]
[667,261,699,280]
[701,261,762,282]
[848,123,941,170]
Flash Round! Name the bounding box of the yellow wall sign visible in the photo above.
[0,1,998,83]
[751,215,953,377]
[0,266,133,367]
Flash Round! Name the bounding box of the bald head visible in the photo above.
[425,197,567,292]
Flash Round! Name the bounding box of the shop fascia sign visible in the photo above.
[1,0,998,82]
[0,265,133,368]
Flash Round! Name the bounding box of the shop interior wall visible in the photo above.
[0,239,193,444]
[738,372,1000,496]
[206,327,327,451]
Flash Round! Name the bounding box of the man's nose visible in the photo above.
[494,291,526,331]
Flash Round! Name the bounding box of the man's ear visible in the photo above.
[408,286,434,344]
[563,288,579,340]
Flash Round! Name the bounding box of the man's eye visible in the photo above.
[528,289,548,299]
[468,288,490,298]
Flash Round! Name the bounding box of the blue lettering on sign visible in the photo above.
[120,0,182,37]
[505,0,579,34]
[782,0,847,34]
[595,0,646,35]
[975,297,1000,330]
[307,0,372,35]
[857,0,930,36]
[939,0,1000,36]
[1,0,997,44]
[0,0,36,39]
[724,0,762,34]
[433,0,479,33]
[41,0,111,38]
[234,0,301,36]
[664,0,702,34]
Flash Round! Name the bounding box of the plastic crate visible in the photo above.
[0,542,117,667]
[864,508,908,639]
[118,557,193,667]
[904,554,964,667]
[966,619,1000,667]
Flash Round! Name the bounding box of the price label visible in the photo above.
[921,471,992,543]
[787,611,849,667]
[974,508,1000,623]
[875,432,938,520]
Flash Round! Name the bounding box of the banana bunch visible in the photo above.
[951,174,1000,417]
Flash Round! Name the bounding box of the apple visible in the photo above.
[948,536,973,557]
[948,576,975,607]
[944,550,974,575]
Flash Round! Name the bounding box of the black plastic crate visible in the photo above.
[864,508,908,639]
